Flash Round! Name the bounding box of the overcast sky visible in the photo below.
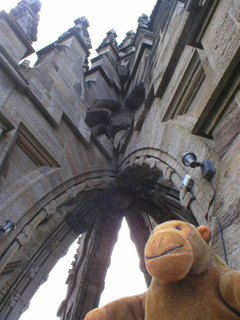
[2,0,157,62]
[0,0,157,318]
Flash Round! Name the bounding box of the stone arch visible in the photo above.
[118,121,219,227]
[0,166,118,320]
[0,122,220,320]
[0,121,220,320]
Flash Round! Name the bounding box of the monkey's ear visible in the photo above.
[197,225,211,243]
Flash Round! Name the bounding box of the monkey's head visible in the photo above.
[144,220,211,282]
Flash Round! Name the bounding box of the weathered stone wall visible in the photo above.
[119,0,240,267]
[0,0,239,319]
[0,3,117,319]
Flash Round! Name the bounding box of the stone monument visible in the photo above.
[0,0,239,319]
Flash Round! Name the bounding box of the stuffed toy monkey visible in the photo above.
[84,220,240,320]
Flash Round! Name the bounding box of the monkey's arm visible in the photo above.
[220,271,240,314]
[84,293,146,320]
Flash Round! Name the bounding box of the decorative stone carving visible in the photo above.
[29,265,40,279]
[73,16,92,49]
[8,292,21,307]
[16,225,33,246]
[9,0,41,42]
[119,30,136,57]
[66,186,78,199]
[119,30,136,51]
[39,273,49,285]
[48,237,61,253]
[19,59,31,69]
[138,13,149,28]
[20,300,30,314]
[0,282,10,301]
[44,200,57,217]
[97,29,118,51]
[58,16,92,49]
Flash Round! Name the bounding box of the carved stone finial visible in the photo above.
[119,30,136,51]
[97,29,118,51]
[25,0,41,14]
[126,30,136,38]
[19,59,31,69]
[138,13,149,28]
[73,16,92,48]
[107,29,117,38]
[58,16,92,49]
[9,0,41,42]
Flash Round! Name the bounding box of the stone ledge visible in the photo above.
[0,48,29,90]
[0,10,34,62]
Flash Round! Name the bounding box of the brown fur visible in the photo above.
[84,220,240,320]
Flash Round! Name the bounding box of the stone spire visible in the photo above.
[9,0,41,42]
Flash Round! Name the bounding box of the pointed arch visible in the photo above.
[0,165,117,320]
[118,121,219,226]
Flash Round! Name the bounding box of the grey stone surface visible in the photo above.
[0,0,239,319]
[0,11,34,63]
[9,0,41,42]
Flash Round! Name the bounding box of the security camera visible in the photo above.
[182,174,194,190]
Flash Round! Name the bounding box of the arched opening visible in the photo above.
[18,217,147,319]
[19,239,79,320]
[0,149,213,320]
[99,218,147,306]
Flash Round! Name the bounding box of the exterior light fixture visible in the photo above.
[182,152,200,168]
[182,152,215,180]
[0,220,15,238]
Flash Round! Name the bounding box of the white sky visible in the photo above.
[0,0,158,318]
[2,0,157,63]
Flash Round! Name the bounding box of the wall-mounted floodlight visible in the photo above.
[0,220,15,238]
[182,152,200,167]
[182,152,215,180]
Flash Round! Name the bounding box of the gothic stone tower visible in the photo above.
[0,0,240,319]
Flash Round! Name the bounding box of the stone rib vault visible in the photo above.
[0,0,239,319]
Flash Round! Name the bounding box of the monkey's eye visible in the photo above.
[175,226,181,230]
